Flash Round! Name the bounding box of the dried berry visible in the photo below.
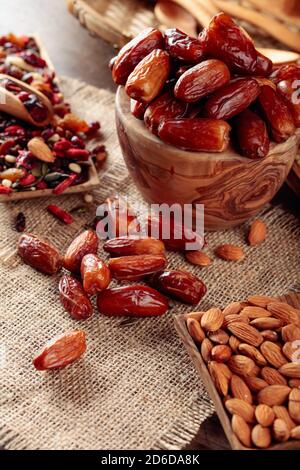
[15,212,26,232]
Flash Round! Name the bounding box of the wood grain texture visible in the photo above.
[174,292,300,451]
[116,87,299,231]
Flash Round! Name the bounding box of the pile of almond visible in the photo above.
[186,295,300,448]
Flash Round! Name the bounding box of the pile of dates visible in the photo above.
[18,196,207,369]
[0,33,101,194]
[111,13,300,158]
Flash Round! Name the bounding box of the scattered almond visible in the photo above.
[227,355,256,377]
[231,414,252,448]
[238,343,267,367]
[281,324,300,343]
[217,362,232,381]
[251,424,271,448]
[186,318,205,344]
[273,405,296,430]
[258,385,291,406]
[288,388,300,424]
[185,250,212,267]
[201,338,213,363]
[260,341,288,368]
[267,302,300,325]
[201,308,224,332]
[222,301,242,316]
[229,335,241,352]
[186,311,205,321]
[215,244,245,262]
[261,330,279,342]
[250,317,282,330]
[245,376,269,393]
[241,306,271,319]
[231,375,252,404]
[28,137,55,163]
[227,322,263,347]
[225,398,255,423]
[211,345,232,363]
[273,418,290,442]
[208,361,229,396]
[248,295,277,308]
[282,342,297,361]
[279,363,300,379]
[223,314,249,329]
[207,329,229,344]
[261,367,287,386]
[248,219,266,246]
[255,404,275,427]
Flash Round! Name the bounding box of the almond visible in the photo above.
[250,317,282,330]
[238,343,267,367]
[227,322,263,347]
[225,398,255,423]
[227,355,256,377]
[241,306,271,319]
[273,418,290,442]
[279,363,300,379]
[273,405,296,430]
[201,308,224,332]
[248,295,277,308]
[288,388,300,424]
[281,324,300,342]
[257,385,291,406]
[185,250,212,267]
[289,379,300,388]
[260,341,288,368]
[223,314,249,329]
[251,424,271,448]
[247,219,266,246]
[261,367,287,386]
[28,137,55,163]
[291,426,300,439]
[252,365,261,377]
[186,311,205,321]
[282,342,297,361]
[231,414,252,448]
[231,375,252,404]
[261,330,279,342]
[207,329,229,344]
[223,301,242,316]
[229,335,241,352]
[211,344,232,363]
[255,404,275,427]
[245,376,269,393]
[208,361,229,396]
[217,362,232,381]
[201,338,213,363]
[186,318,205,344]
[215,244,245,261]
[267,302,300,325]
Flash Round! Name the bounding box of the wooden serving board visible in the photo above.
[0,35,101,203]
[174,292,300,451]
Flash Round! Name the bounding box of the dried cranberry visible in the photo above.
[0,139,16,155]
[5,125,26,138]
[86,121,100,135]
[21,52,46,68]
[15,212,26,232]
[16,150,34,170]
[53,139,72,153]
[18,91,30,102]
[70,136,85,148]
[41,128,55,141]
[19,173,36,186]
[36,180,48,190]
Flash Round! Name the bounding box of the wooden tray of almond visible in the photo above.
[175,292,300,450]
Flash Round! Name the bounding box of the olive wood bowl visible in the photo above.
[116,86,300,231]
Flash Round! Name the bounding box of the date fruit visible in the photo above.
[59,274,93,320]
[174,59,230,103]
[103,237,165,256]
[64,229,98,273]
[108,254,167,280]
[204,78,260,120]
[112,28,164,85]
[125,49,170,103]
[149,269,206,304]
[144,90,187,135]
[97,285,169,317]
[33,330,86,370]
[81,254,111,294]
[18,233,62,275]
[99,195,140,238]
[199,13,271,76]
[258,85,295,142]
[130,99,148,120]
[233,109,270,159]
[164,28,205,63]
[277,79,300,127]
[158,118,231,152]
[147,214,204,252]
[271,64,300,84]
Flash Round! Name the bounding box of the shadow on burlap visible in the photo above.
[0,78,299,450]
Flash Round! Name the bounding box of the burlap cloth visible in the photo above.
[0,77,299,450]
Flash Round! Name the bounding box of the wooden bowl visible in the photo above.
[116,87,300,231]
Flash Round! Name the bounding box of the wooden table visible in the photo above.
[0,0,299,451]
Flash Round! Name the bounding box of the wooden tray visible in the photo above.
[0,35,100,203]
[174,292,300,450]
[66,0,300,51]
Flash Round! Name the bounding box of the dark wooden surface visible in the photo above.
[0,0,116,91]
